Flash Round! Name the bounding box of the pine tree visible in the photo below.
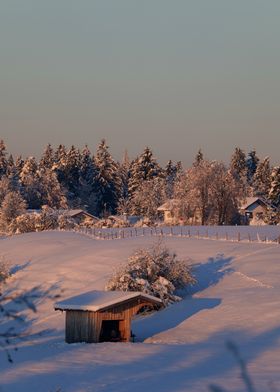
[165,160,177,199]
[94,139,121,216]
[128,147,162,196]
[0,140,8,178]
[252,157,271,198]
[37,168,68,209]
[78,146,99,214]
[246,149,259,184]
[40,143,55,169]
[229,147,249,198]
[0,191,27,231]
[129,177,166,219]
[19,157,41,209]
[193,149,204,166]
[268,166,280,207]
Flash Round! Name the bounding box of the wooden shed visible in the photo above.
[54,290,162,343]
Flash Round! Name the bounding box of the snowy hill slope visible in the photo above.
[0,231,280,392]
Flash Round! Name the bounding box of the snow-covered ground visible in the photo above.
[0,230,280,392]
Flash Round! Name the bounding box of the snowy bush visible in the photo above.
[57,214,76,230]
[0,259,10,288]
[106,240,196,306]
[12,213,37,234]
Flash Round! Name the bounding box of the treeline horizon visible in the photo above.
[0,138,279,228]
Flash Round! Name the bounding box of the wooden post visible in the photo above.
[238,232,240,242]
[161,229,163,236]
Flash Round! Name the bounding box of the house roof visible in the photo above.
[157,199,179,212]
[54,290,162,312]
[240,197,269,210]
[61,209,99,220]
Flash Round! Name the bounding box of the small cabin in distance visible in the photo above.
[239,197,271,225]
[55,290,162,343]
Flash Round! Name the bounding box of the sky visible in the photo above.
[0,0,280,166]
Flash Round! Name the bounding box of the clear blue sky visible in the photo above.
[1,1,280,165]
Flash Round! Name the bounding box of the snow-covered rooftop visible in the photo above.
[240,197,269,210]
[157,199,179,211]
[55,290,162,312]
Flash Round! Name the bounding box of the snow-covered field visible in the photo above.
[0,229,280,392]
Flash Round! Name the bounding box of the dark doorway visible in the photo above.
[99,320,120,342]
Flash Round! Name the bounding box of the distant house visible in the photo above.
[239,197,271,225]
[55,290,162,343]
[157,199,180,224]
[64,209,99,225]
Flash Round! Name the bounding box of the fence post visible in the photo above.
[238,232,240,242]
[248,233,251,242]
[188,229,191,238]
[225,232,228,241]
[180,227,183,236]
[171,227,174,236]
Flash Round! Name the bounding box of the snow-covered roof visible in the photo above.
[60,209,99,220]
[54,290,162,312]
[157,199,179,212]
[240,197,269,210]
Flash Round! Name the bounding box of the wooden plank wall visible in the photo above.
[65,298,159,343]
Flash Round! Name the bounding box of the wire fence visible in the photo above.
[70,225,280,245]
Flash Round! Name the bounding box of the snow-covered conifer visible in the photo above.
[129,177,166,220]
[37,168,68,209]
[246,149,259,184]
[19,157,41,209]
[0,140,8,178]
[40,144,55,169]
[193,149,204,166]
[229,147,249,198]
[94,139,121,216]
[268,166,280,207]
[0,191,27,232]
[252,157,271,198]
[78,146,99,214]
[128,147,162,196]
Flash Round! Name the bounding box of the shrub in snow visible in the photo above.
[12,213,37,234]
[106,240,196,306]
[0,259,10,288]
[57,214,76,230]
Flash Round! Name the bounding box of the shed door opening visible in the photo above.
[99,320,120,342]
